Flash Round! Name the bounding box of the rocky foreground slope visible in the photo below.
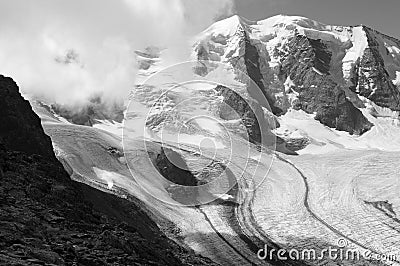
[0,75,216,265]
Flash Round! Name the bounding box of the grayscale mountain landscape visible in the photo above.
[1,1,400,265]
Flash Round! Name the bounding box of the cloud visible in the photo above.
[0,0,235,106]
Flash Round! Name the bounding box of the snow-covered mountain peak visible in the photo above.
[193,14,357,65]
[202,14,338,35]
[188,14,400,153]
[257,14,328,29]
[39,14,400,155]
[197,14,249,40]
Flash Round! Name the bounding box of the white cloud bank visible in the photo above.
[0,0,234,106]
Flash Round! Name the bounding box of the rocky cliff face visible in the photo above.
[216,84,264,144]
[215,84,296,154]
[195,18,282,116]
[0,75,216,265]
[0,75,55,159]
[350,26,400,111]
[154,147,198,186]
[278,35,373,135]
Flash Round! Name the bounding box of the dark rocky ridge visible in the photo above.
[215,85,297,154]
[242,33,283,115]
[154,147,197,187]
[0,75,217,265]
[278,35,373,135]
[196,23,283,116]
[215,84,264,144]
[0,76,55,159]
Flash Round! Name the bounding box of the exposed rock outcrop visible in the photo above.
[195,20,282,115]
[278,35,373,135]
[242,34,283,115]
[214,85,298,153]
[0,76,56,159]
[350,26,400,111]
[155,147,197,186]
[215,84,264,144]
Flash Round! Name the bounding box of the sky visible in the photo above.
[0,0,398,108]
[234,0,400,39]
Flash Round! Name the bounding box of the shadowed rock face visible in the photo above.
[300,77,373,135]
[243,33,283,115]
[155,147,197,186]
[0,76,217,266]
[278,35,373,135]
[215,85,299,154]
[0,75,55,159]
[215,84,264,144]
[350,26,400,111]
[0,149,216,265]
[195,26,283,116]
